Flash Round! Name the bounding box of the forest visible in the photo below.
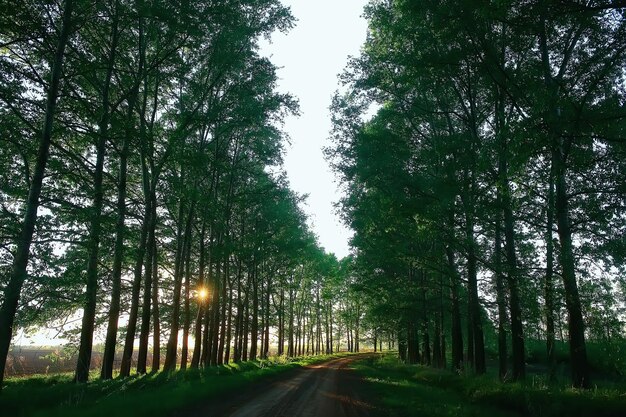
[0,0,626,416]
[0,0,368,389]
[328,0,626,389]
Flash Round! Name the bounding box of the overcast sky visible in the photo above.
[260,0,369,259]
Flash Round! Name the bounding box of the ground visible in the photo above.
[179,355,377,417]
[4,352,626,417]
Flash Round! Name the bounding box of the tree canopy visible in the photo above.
[328,0,626,388]
[0,0,357,387]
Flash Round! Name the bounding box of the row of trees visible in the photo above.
[0,0,365,389]
[329,0,626,388]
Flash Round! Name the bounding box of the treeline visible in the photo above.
[329,0,626,388]
[0,0,361,389]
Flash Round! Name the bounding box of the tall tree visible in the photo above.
[0,0,74,389]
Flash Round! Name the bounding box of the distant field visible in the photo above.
[4,347,155,377]
[3,346,336,377]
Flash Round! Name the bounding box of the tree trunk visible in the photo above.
[180,233,192,370]
[119,193,150,377]
[0,0,74,389]
[540,9,589,388]
[150,233,160,372]
[263,275,271,359]
[201,300,212,367]
[190,221,207,369]
[278,288,285,355]
[446,246,463,371]
[554,145,590,388]
[545,161,557,381]
[242,285,249,361]
[209,257,221,365]
[315,286,321,355]
[259,275,265,358]
[329,301,334,353]
[439,272,446,368]
[433,318,441,367]
[135,55,159,375]
[180,201,195,370]
[208,282,217,366]
[494,210,508,380]
[225,265,233,364]
[420,271,431,366]
[119,18,149,374]
[233,257,243,362]
[201,235,214,367]
[250,261,259,361]
[407,320,419,364]
[217,259,228,365]
[137,190,157,374]
[464,199,486,374]
[467,285,474,368]
[288,287,294,357]
[75,6,119,382]
[164,197,193,371]
[500,156,525,381]
[101,0,133,380]
[355,305,360,352]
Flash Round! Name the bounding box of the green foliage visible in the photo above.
[354,354,626,417]
[328,0,626,385]
[0,0,348,388]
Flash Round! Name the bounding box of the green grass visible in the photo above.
[351,353,626,417]
[0,352,356,417]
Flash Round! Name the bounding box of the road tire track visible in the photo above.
[229,355,375,417]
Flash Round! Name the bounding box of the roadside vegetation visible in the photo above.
[353,354,626,417]
[0,352,356,417]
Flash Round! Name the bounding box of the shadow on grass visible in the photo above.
[0,352,358,417]
[352,354,626,417]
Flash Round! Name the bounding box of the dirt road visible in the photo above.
[227,355,375,417]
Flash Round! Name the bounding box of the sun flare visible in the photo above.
[197,288,209,300]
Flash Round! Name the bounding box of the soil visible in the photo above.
[180,355,379,417]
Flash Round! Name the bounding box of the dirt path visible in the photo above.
[176,354,380,417]
[183,355,377,417]
[229,355,375,417]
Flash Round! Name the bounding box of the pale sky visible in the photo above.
[260,0,369,259]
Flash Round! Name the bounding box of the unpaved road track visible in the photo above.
[183,355,377,417]
[229,356,374,417]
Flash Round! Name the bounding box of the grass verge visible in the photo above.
[0,352,356,417]
[351,353,626,417]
